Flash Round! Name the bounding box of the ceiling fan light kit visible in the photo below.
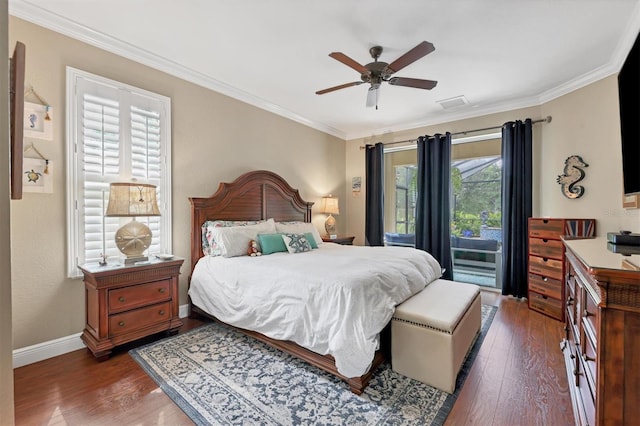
[316,41,437,108]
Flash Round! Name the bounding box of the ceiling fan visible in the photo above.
[316,41,437,108]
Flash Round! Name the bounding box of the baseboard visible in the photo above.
[13,303,191,368]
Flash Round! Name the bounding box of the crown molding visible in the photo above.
[9,0,346,140]
[10,0,640,142]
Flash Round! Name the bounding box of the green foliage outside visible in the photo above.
[393,159,502,237]
[451,161,502,237]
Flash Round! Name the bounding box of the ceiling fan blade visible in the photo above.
[366,86,380,109]
[329,52,370,75]
[316,81,363,95]
[388,77,438,90]
[386,41,435,73]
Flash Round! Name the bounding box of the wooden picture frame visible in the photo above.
[623,194,639,209]
[10,41,26,200]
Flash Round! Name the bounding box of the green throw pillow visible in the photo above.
[257,233,288,255]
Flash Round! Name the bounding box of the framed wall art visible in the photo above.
[23,101,53,141]
[22,157,53,194]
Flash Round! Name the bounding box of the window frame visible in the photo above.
[66,67,172,278]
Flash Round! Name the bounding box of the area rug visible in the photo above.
[130,305,496,425]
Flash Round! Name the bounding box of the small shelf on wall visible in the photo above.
[623,194,639,209]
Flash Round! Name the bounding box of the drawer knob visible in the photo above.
[159,310,165,316]
[543,239,548,243]
[118,296,125,303]
[158,288,166,294]
[542,277,548,282]
[118,321,125,327]
[582,353,595,362]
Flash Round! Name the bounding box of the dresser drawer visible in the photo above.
[108,279,171,314]
[109,302,171,337]
[529,273,562,299]
[529,291,562,319]
[529,238,563,259]
[529,219,564,239]
[565,279,577,326]
[528,256,563,281]
[583,291,598,341]
[582,330,597,391]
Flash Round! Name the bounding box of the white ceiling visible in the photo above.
[9,0,640,140]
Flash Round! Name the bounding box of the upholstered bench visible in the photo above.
[391,279,481,393]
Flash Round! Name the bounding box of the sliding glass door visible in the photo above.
[383,134,503,289]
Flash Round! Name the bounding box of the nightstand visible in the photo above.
[79,257,184,360]
[322,235,355,245]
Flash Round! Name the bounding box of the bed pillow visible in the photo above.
[304,232,319,249]
[209,219,277,258]
[202,219,268,256]
[257,233,288,255]
[282,233,313,254]
[275,221,323,246]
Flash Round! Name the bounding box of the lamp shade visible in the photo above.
[105,183,160,217]
[320,196,339,215]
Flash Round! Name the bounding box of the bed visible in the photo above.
[188,170,442,394]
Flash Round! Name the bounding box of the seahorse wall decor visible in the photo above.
[556,155,588,199]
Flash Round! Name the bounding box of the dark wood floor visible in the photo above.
[14,292,574,425]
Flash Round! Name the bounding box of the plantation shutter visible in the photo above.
[67,68,171,277]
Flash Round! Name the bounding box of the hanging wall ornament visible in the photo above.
[556,155,588,199]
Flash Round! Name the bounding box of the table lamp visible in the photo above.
[320,195,339,238]
[105,182,160,263]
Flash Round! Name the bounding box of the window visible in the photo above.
[66,67,172,277]
[394,165,417,234]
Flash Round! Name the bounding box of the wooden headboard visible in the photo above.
[189,170,314,274]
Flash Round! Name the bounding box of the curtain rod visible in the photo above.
[360,115,552,149]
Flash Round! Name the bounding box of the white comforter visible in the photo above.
[189,243,442,378]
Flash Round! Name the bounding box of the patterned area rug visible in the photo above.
[131,305,496,426]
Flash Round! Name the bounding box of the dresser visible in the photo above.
[79,258,184,359]
[562,237,640,425]
[528,218,595,321]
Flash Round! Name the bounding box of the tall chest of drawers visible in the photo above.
[528,218,595,321]
[562,237,640,426]
[79,258,184,360]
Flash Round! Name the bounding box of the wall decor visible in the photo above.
[23,101,53,140]
[352,176,361,197]
[10,41,26,200]
[556,155,588,199]
[23,157,53,193]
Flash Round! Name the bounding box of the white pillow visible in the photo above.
[211,218,276,257]
[275,221,323,246]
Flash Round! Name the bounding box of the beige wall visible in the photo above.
[346,76,635,242]
[538,75,637,232]
[1,2,15,424]
[9,17,345,349]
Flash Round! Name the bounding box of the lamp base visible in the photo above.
[123,255,148,264]
[115,219,153,261]
[324,214,337,236]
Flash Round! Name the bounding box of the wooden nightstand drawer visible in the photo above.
[529,219,564,239]
[108,279,171,314]
[109,302,171,338]
[528,273,562,299]
[528,256,563,281]
[529,238,563,259]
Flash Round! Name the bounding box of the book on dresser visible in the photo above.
[527,218,596,321]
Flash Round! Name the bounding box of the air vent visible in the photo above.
[436,95,469,109]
